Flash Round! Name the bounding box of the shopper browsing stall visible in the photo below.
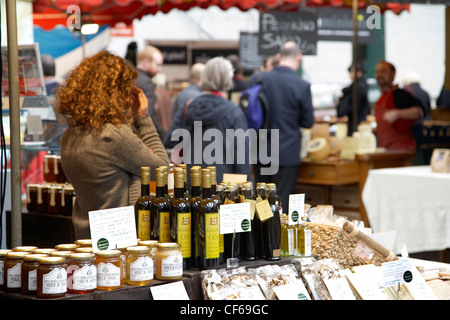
[57,50,168,239]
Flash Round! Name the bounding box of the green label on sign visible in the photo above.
[241,219,250,231]
[97,238,109,250]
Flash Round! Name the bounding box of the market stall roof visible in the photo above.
[33,0,409,30]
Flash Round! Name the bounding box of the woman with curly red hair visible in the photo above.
[57,50,168,239]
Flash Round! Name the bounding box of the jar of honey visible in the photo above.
[14,246,38,253]
[37,256,67,298]
[48,185,63,214]
[50,250,72,263]
[75,247,93,254]
[126,246,153,286]
[95,250,122,291]
[155,243,183,281]
[138,240,158,276]
[4,252,30,292]
[67,253,96,294]
[55,243,78,252]
[54,156,66,183]
[44,155,57,183]
[0,249,12,290]
[75,239,92,247]
[21,254,48,295]
[37,184,49,213]
[26,184,39,212]
[62,186,75,216]
[33,248,56,255]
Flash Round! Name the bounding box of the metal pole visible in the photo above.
[351,0,359,135]
[6,0,22,247]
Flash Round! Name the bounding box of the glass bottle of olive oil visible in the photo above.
[134,167,152,240]
[189,166,202,268]
[169,167,192,270]
[297,215,311,257]
[198,168,220,270]
[150,167,170,242]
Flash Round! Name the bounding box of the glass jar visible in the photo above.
[21,254,48,295]
[126,246,153,286]
[14,246,38,253]
[138,240,158,276]
[155,243,183,281]
[95,250,122,291]
[43,155,57,183]
[26,184,39,212]
[54,156,67,184]
[50,250,72,263]
[75,247,93,254]
[55,243,78,252]
[75,239,92,248]
[33,248,57,255]
[37,256,67,298]
[0,249,12,290]
[37,184,49,213]
[48,185,63,214]
[4,252,30,292]
[67,253,97,294]
[62,186,75,216]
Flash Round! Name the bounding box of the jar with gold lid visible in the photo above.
[126,246,153,286]
[4,252,30,292]
[0,249,12,290]
[62,186,75,216]
[50,250,72,263]
[21,254,48,295]
[75,247,93,254]
[75,239,92,247]
[14,246,38,253]
[26,184,39,212]
[55,243,78,251]
[138,240,158,275]
[37,256,67,298]
[37,184,50,213]
[33,248,56,255]
[47,185,63,214]
[67,253,96,294]
[95,250,122,291]
[155,243,183,281]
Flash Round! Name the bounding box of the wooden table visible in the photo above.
[297,150,416,227]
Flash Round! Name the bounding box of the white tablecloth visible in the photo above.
[363,165,450,254]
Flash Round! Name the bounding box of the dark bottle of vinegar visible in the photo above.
[255,182,267,259]
[150,167,170,242]
[198,168,220,270]
[240,182,257,261]
[135,167,152,240]
[262,183,281,261]
[169,167,192,270]
[223,185,241,261]
[189,166,202,268]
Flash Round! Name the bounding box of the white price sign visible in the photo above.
[288,194,305,225]
[219,202,251,234]
[88,206,138,252]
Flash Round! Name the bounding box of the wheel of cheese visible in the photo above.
[307,137,330,160]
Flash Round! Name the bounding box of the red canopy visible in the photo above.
[33,0,409,30]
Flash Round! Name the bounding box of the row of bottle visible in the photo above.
[280,214,311,258]
[134,164,282,271]
[26,182,75,215]
[0,240,184,298]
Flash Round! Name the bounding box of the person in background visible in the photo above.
[256,41,315,213]
[136,45,165,139]
[125,41,138,67]
[264,55,278,72]
[41,54,60,96]
[374,60,425,151]
[402,72,431,119]
[57,50,168,239]
[336,62,370,135]
[226,54,249,102]
[171,63,205,116]
[164,56,251,184]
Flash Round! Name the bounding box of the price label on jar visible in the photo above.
[161,253,183,277]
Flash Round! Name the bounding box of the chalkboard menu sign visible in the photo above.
[258,11,318,56]
[239,32,264,72]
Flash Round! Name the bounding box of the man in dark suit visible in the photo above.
[256,41,315,213]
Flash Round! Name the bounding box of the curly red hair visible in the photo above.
[56,50,138,131]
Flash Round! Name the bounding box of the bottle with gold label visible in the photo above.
[189,166,202,268]
[169,167,192,270]
[150,167,171,243]
[297,215,311,257]
[262,183,281,261]
[135,166,152,240]
[198,168,220,270]
[208,166,224,263]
